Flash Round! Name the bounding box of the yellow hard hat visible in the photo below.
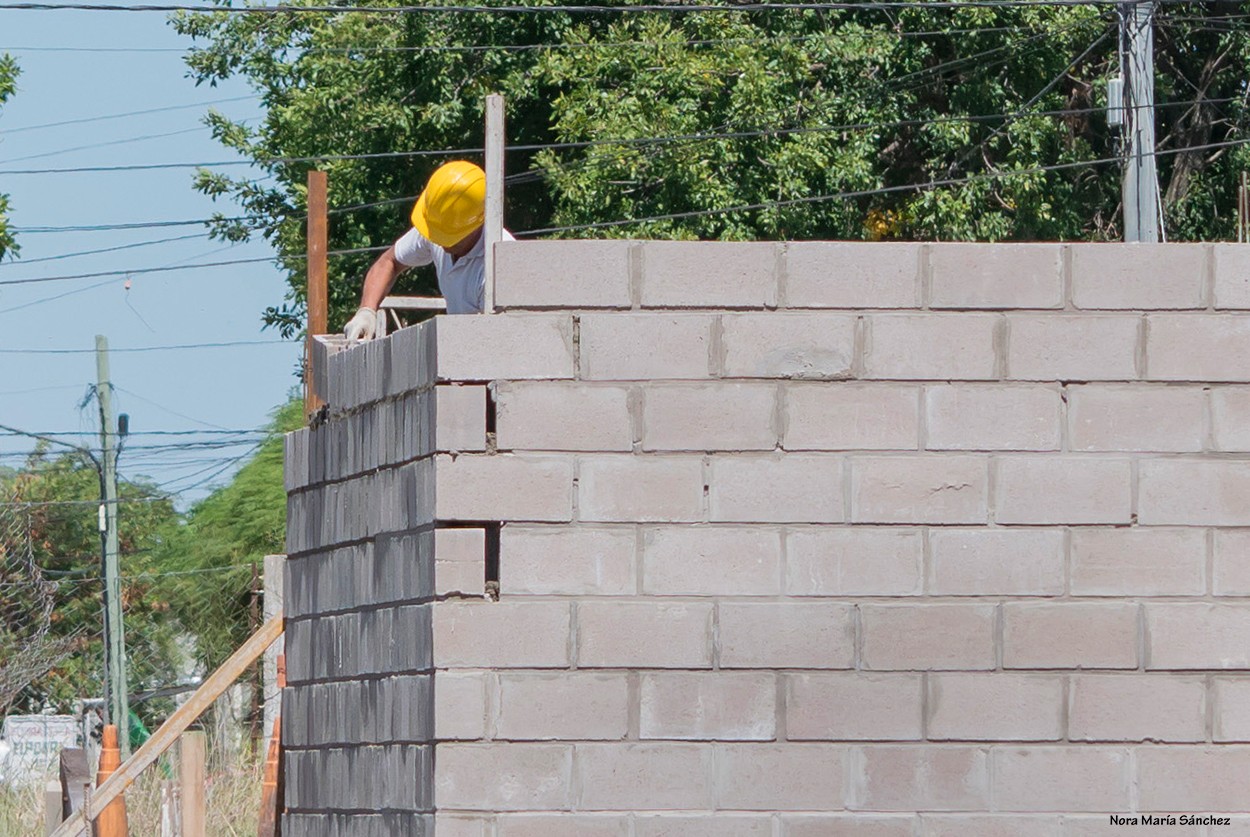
[411,160,487,248]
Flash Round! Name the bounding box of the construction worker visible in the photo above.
[343,160,512,339]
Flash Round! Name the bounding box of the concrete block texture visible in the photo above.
[1070,243,1206,310]
[928,243,1063,309]
[864,314,999,380]
[638,241,779,308]
[719,313,855,379]
[287,243,1250,827]
[784,242,921,308]
[495,239,632,309]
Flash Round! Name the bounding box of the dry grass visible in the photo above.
[0,745,263,836]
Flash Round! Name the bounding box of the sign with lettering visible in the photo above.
[0,715,79,784]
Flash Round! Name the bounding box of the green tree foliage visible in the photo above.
[0,447,180,713]
[0,53,19,261]
[174,3,1250,332]
[152,399,302,671]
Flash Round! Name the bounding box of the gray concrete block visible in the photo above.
[372,530,435,606]
[286,745,432,812]
[387,323,426,398]
[282,813,433,837]
[284,429,309,493]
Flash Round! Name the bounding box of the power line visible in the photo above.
[0,340,291,353]
[520,135,1250,235]
[3,94,257,134]
[1,125,211,164]
[9,232,212,265]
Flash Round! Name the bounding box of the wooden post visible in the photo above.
[262,554,286,745]
[44,780,62,836]
[179,731,206,837]
[305,169,329,415]
[483,93,505,315]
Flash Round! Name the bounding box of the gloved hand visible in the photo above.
[343,307,377,342]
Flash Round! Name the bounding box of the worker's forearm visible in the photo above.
[359,250,402,310]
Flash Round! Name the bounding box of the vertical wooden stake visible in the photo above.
[305,170,329,416]
[179,731,206,837]
[44,780,63,836]
[483,93,505,315]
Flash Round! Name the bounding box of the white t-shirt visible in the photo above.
[392,227,515,315]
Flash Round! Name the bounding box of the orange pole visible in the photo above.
[257,717,282,837]
[93,724,128,837]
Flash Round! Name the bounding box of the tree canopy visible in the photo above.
[172,3,1250,333]
[0,53,19,261]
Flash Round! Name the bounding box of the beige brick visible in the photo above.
[719,602,855,669]
[1215,530,1250,596]
[864,314,998,380]
[434,313,575,381]
[1071,243,1205,310]
[495,239,631,309]
[642,383,778,451]
[577,601,713,668]
[783,815,916,837]
[1147,314,1250,381]
[1069,674,1206,742]
[930,243,1063,309]
[921,815,1061,837]
[720,312,855,379]
[497,673,629,741]
[1213,678,1250,741]
[640,240,778,308]
[501,525,635,596]
[1146,604,1250,670]
[710,454,843,523]
[785,384,921,451]
[1068,384,1205,452]
[1139,459,1250,525]
[575,743,713,810]
[1003,603,1138,669]
[927,528,1065,596]
[1136,746,1250,811]
[850,746,989,811]
[785,242,921,309]
[851,456,988,524]
[786,529,924,596]
[642,527,782,596]
[1006,314,1139,381]
[927,673,1064,741]
[1213,387,1250,450]
[435,670,488,740]
[435,528,484,597]
[991,747,1130,812]
[580,313,713,380]
[435,743,572,811]
[860,605,996,671]
[640,672,776,740]
[435,385,487,452]
[995,457,1132,525]
[435,815,492,837]
[716,744,846,811]
[497,815,629,837]
[578,455,704,522]
[495,382,632,452]
[636,816,772,837]
[435,453,573,522]
[433,601,570,668]
[786,673,923,741]
[1071,528,1205,596]
[924,384,1061,451]
[1214,243,1250,309]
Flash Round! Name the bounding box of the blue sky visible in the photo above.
[0,3,305,504]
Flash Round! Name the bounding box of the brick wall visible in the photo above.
[284,240,1250,836]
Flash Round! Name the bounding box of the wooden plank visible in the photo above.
[305,169,329,414]
[483,93,505,315]
[179,732,206,837]
[49,615,284,837]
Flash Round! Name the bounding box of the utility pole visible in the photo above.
[95,335,129,758]
[1122,0,1160,242]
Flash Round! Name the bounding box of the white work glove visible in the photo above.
[343,307,377,342]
